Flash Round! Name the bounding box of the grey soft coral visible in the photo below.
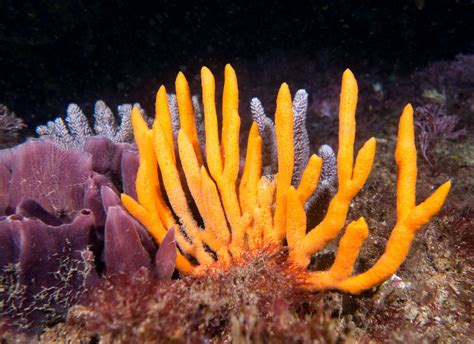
[250,89,337,210]
[36,101,144,149]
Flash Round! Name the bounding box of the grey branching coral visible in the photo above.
[305,144,337,212]
[167,93,205,144]
[291,89,311,184]
[36,101,144,149]
[250,90,337,206]
[36,95,204,151]
[250,96,278,175]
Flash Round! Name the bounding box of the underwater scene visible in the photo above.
[0,1,473,342]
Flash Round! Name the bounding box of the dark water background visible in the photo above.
[0,0,473,132]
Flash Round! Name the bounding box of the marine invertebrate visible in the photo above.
[0,211,98,333]
[0,104,26,148]
[167,93,205,145]
[0,138,175,334]
[250,90,337,202]
[36,101,143,149]
[36,96,204,151]
[122,65,450,294]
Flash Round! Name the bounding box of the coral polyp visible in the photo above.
[122,65,451,294]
